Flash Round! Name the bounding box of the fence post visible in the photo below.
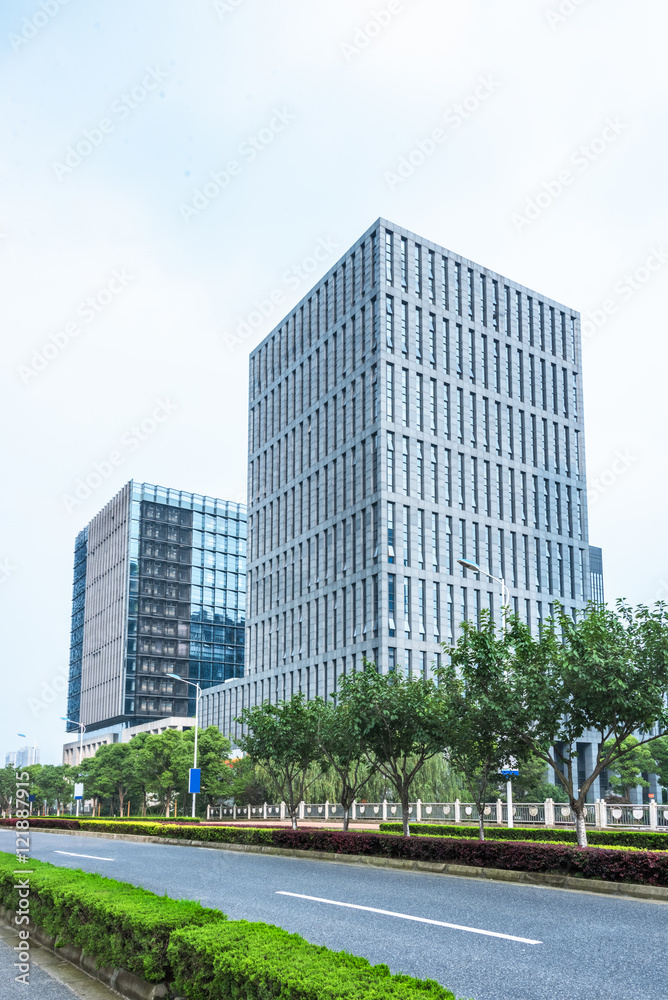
[247,803,251,820]
[325,800,329,821]
[280,801,285,821]
[352,799,357,821]
[416,799,422,822]
[382,799,387,821]
[299,800,305,820]
[649,800,658,830]
[233,803,237,821]
[544,798,555,827]
[496,799,503,825]
[263,801,267,820]
[454,799,461,824]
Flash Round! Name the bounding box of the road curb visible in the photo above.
[0,904,169,999]
[27,826,668,903]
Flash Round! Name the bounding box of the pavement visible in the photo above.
[0,923,117,999]
[1,829,666,1000]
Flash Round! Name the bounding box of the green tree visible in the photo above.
[313,698,377,831]
[237,694,321,830]
[31,765,74,814]
[508,601,668,847]
[510,753,568,803]
[444,614,531,840]
[0,766,18,815]
[603,736,655,800]
[182,726,234,811]
[337,661,447,837]
[84,744,137,815]
[650,735,668,794]
[142,729,192,816]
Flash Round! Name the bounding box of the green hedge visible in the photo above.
[379,822,668,851]
[0,853,466,999]
[168,920,462,1000]
[0,853,224,982]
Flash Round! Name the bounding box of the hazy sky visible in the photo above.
[2,0,666,764]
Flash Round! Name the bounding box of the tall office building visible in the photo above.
[5,747,40,768]
[66,480,246,735]
[201,219,600,739]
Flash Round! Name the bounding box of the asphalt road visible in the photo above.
[1,830,666,1000]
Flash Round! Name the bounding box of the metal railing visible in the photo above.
[205,797,667,830]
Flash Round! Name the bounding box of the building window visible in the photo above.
[386,363,394,422]
[387,502,395,563]
[401,301,408,356]
[414,244,422,298]
[386,432,395,492]
[388,574,396,635]
[402,437,410,495]
[385,231,393,285]
[386,296,394,350]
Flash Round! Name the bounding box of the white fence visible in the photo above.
[207,798,668,830]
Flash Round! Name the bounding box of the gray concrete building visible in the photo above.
[201,219,603,762]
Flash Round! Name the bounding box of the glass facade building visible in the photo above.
[66,481,246,734]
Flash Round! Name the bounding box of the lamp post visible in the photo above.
[166,674,201,818]
[457,559,510,629]
[60,718,86,817]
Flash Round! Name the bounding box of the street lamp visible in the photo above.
[166,674,201,818]
[457,559,510,629]
[60,718,86,817]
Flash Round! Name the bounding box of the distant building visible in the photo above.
[62,716,195,765]
[66,480,246,736]
[6,746,40,768]
[589,545,604,603]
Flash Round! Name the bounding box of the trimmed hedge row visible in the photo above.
[0,852,223,981]
[168,921,459,1000]
[379,822,668,852]
[3,818,667,886]
[0,852,462,999]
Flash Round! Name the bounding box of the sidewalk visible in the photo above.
[0,924,117,1000]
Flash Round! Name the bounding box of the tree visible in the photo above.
[237,695,321,830]
[337,661,447,837]
[444,614,531,840]
[84,744,136,815]
[142,729,192,816]
[650,736,668,793]
[508,601,668,847]
[182,726,234,810]
[313,698,377,831]
[603,737,655,800]
[0,766,17,815]
[31,765,74,814]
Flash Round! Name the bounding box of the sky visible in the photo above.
[1,0,666,765]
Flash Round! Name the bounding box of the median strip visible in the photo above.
[276,891,542,944]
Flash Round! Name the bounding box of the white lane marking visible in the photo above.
[199,848,218,851]
[55,851,114,861]
[276,891,542,945]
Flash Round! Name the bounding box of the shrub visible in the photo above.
[379,822,668,852]
[3,818,666,886]
[0,852,224,981]
[168,920,461,1000]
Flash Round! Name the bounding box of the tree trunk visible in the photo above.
[478,813,485,842]
[142,792,147,818]
[574,806,588,847]
[342,804,350,832]
[291,813,298,831]
[401,792,410,837]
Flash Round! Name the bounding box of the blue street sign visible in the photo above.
[28,795,35,803]
[189,768,201,794]
[501,769,519,777]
